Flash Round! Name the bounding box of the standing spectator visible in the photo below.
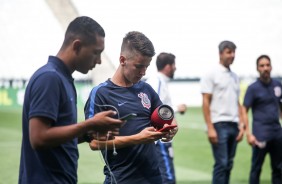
[242,55,282,184]
[18,16,124,184]
[84,31,177,184]
[200,40,244,184]
[146,52,187,184]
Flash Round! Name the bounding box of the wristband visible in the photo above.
[83,133,93,143]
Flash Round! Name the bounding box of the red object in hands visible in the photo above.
[157,125,177,132]
[151,104,174,129]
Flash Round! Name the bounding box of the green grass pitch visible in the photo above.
[0,107,272,184]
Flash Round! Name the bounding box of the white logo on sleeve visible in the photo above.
[274,86,281,97]
[118,102,127,106]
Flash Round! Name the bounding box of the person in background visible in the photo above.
[242,55,282,184]
[84,31,178,184]
[18,16,124,184]
[200,40,244,184]
[146,52,187,184]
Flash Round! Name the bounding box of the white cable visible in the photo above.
[112,138,117,156]
[93,102,119,157]
[94,103,120,119]
[96,132,117,184]
[94,108,118,184]
[104,132,117,184]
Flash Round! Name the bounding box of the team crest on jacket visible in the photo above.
[138,92,151,109]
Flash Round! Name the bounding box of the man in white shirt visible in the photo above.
[200,41,244,184]
[146,52,187,184]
